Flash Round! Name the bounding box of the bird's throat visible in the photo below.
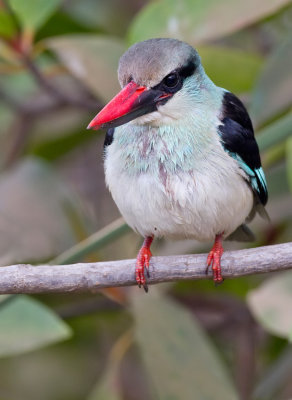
[113,121,214,176]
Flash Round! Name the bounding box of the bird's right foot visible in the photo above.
[206,233,224,285]
[135,236,153,292]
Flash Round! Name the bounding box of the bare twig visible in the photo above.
[0,242,291,294]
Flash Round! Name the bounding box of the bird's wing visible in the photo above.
[104,127,115,149]
[218,91,268,207]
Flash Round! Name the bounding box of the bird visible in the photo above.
[87,38,268,292]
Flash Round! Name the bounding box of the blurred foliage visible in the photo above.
[0,295,72,357]
[0,0,291,399]
[0,158,87,265]
[8,0,62,32]
[128,0,292,44]
[46,35,126,102]
[131,291,238,399]
[250,34,292,126]
[248,272,292,340]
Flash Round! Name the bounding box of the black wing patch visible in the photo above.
[104,127,115,149]
[219,92,268,206]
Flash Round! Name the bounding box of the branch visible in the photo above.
[0,243,291,294]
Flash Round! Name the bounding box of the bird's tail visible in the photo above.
[226,224,255,242]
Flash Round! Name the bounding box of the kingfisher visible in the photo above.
[87,38,268,291]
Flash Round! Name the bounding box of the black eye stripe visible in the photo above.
[152,58,197,94]
[178,59,196,79]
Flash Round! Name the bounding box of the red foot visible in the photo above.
[135,236,153,292]
[206,234,224,285]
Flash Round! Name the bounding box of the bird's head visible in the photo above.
[87,38,206,130]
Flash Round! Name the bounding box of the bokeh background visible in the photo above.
[0,0,291,399]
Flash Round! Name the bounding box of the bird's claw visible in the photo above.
[206,236,224,285]
[135,246,152,292]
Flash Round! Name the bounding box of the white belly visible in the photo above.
[105,144,254,241]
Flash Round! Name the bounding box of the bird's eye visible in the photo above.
[164,73,179,88]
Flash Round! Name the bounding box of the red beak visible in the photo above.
[87,81,172,130]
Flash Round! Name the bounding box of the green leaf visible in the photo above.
[128,0,291,45]
[0,295,12,305]
[0,295,71,357]
[0,10,16,39]
[64,0,136,36]
[0,158,86,265]
[198,46,262,93]
[250,35,292,126]
[247,271,292,340]
[8,0,61,32]
[46,35,125,103]
[131,292,238,400]
[257,112,292,152]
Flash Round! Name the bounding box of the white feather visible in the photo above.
[104,118,253,242]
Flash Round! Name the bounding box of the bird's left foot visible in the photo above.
[206,234,224,285]
[135,236,153,292]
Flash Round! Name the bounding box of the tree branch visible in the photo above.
[0,243,291,294]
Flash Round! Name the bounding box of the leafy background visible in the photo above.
[0,0,291,399]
